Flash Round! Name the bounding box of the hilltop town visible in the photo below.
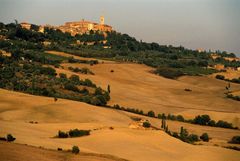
[20,16,113,36]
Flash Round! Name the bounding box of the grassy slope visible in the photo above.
[0,142,127,161]
[0,89,240,161]
[47,51,240,127]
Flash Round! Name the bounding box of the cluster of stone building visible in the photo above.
[20,22,45,32]
[59,16,112,36]
[20,16,113,36]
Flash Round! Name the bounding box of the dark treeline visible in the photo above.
[111,104,238,130]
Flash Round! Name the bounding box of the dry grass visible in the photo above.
[1,51,240,161]
[0,89,240,161]
[0,142,127,161]
[49,51,240,126]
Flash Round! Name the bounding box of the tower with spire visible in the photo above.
[100,16,105,25]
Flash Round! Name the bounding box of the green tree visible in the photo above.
[147,110,155,117]
[58,130,68,138]
[143,121,151,128]
[229,136,240,144]
[107,84,111,93]
[200,133,209,142]
[187,134,199,142]
[161,118,166,129]
[193,115,211,125]
[7,134,16,142]
[69,75,80,83]
[72,146,80,154]
[180,127,188,139]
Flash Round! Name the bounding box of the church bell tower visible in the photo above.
[100,16,104,25]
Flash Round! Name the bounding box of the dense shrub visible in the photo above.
[58,130,68,138]
[171,127,199,143]
[166,114,185,122]
[208,120,216,126]
[154,67,184,79]
[184,88,192,92]
[69,129,90,137]
[39,66,56,76]
[64,83,79,92]
[57,148,63,151]
[69,74,80,83]
[142,121,151,128]
[187,134,199,142]
[172,132,179,138]
[224,146,240,151]
[72,146,80,154]
[200,133,209,142]
[147,110,155,117]
[68,57,78,63]
[116,106,144,115]
[231,78,240,84]
[0,137,7,141]
[158,113,166,119]
[193,115,211,125]
[215,120,233,129]
[227,94,240,101]
[68,66,94,75]
[229,136,240,144]
[176,115,185,122]
[6,134,16,142]
[167,114,176,120]
[57,129,90,138]
[215,75,225,80]
[192,114,236,129]
[179,127,189,141]
[82,79,95,87]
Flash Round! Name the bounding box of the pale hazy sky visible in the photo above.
[0,0,240,55]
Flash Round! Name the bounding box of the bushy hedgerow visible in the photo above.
[111,104,144,115]
[154,67,185,79]
[57,129,90,138]
[68,66,94,75]
[215,74,240,84]
[169,127,199,144]
[166,114,185,122]
[215,75,225,80]
[109,105,238,130]
[192,115,211,125]
[64,83,79,92]
[227,94,240,101]
[224,146,240,151]
[192,115,237,129]
[69,129,90,137]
